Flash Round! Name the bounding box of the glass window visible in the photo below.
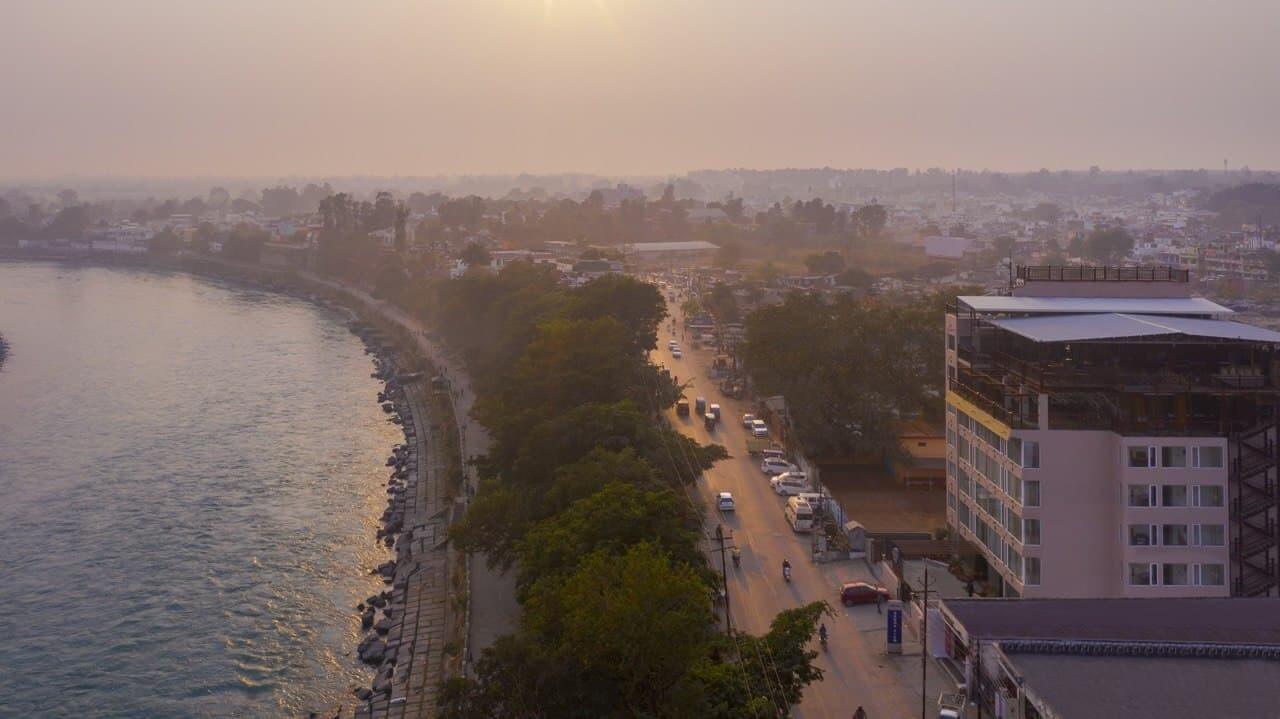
[1128,524,1154,546]
[947,489,957,510]
[1197,524,1225,546]
[1162,563,1189,585]
[1128,484,1153,507]
[1023,518,1041,546]
[1199,564,1225,586]
[1023,441,1040,469]
[1128,446,1151,468]
[1007,437,1022,463]
[1196,485,1224,507]
[1161,524,1188,546]
[947,333,956,350]
[1024,557,1041,585]
[1195,446,1224,468]
[1161,485,1188,507]
[1024,480,1040,507]
[1128,563,1153,585]
[1161,446,1187,468]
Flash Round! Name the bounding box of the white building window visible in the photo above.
[1023,518,1041,546]
[1160,446,1187,468]
[1194,485,1224,507]
[1024,480,1040,507]
[1194,524,1225,546]
[1128,524,1155,546]
[1128,563,1155,585]
[1128,484,1155,507]
[1196,564,1225,586]
[1022,440,1040,469]
[1193,446,1224,468]
[1128,446,1155,468]
[1161,524,1188,546]
[1162,563,1189,585]
[1024,557,1041,585]
[1161,485,1188,507]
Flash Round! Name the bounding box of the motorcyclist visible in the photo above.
[782,559,792,581]
[819,623,828,644]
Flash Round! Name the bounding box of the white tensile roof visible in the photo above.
[989,313,1280,344]
[957,295,1231,316]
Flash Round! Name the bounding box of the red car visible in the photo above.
[840,581,890,606]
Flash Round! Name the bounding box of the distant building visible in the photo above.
[939,597,1280,719]
[687,207,728,224]
[925,235,984,259]
[891,421,946,488]
[623,240,718,269]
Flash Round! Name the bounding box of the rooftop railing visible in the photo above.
[1016,265,1189,283]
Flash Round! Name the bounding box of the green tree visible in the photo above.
[524,543,714,718]
[461,241,491,268]
[804,250,846,274]
[1084,226,1134,264]
[148,228,182,255]
[516,481,701,596]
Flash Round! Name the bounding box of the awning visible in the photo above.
[958,296,1231,316]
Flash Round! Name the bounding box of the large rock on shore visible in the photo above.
[357,636,387,665]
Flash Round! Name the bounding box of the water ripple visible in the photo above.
[0,264,396,718]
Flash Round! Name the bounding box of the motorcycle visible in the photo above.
[818,624,828,648]
[782,560,792,583]
[731,547,741,568]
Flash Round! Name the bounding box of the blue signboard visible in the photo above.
[886,604,903,648]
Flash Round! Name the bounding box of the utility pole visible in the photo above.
[714,524,734,634]
[911,563,938,719]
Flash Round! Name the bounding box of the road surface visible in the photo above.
[655,294,949,719]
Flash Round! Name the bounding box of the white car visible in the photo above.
[760,457,794,475]
[741,413,756,428]
[671,348,682,358]
[716,491,735,512]
[750,419,769,438]
[771,472,811,496]
[668,339,678,349]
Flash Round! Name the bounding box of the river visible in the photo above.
[0,263,395,718]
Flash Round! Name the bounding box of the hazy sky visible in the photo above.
[3,0,1277,178]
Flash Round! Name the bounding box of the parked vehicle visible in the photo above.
[709,403,721,419]
[760,448,786,461]
[741,413,756,428]
[668,340,678,349]
[676,399,690,416]
[717,491,735,512]
[695,397,707,414]
[750,419,769,437]
[839,581,890,606]
[785,496,815,532]
[704,412,717,430]
[760,456,795,475]
[746,438,777,455]
[671,348,682,358]
[770,471,810,495]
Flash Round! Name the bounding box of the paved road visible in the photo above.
[655,296,947,719]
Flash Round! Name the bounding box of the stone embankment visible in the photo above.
[346,323,460,719]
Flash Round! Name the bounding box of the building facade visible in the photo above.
[945,266,1280,598]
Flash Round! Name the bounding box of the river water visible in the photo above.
[0,263,395,718]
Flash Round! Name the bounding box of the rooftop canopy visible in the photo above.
[957,295,1230,316]
[626,241,719,253]
[942,597,1280,646]
[988,313,1280,344]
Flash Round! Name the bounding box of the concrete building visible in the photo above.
[945,266,1280,598]
[938,597,1280,719]
[623,240,718,269]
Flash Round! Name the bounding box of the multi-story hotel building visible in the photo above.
[945,266,1280,598]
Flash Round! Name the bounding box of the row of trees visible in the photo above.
[430,266,828,718]
[741,291,954,459]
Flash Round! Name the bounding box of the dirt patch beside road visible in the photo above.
[821,465,946,535]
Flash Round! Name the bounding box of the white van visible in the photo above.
[785,496,815,533]
[770,471,810,496]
